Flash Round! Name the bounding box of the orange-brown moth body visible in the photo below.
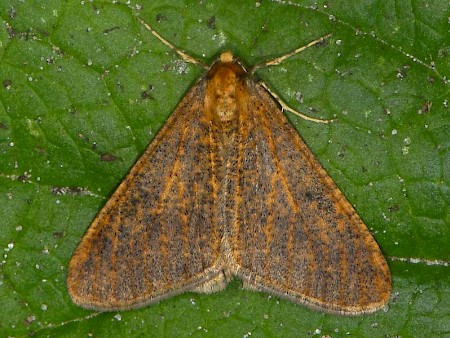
[67,50,391,315]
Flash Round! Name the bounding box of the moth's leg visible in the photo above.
[137,17,208,69]
[251,32,334,124]
[259,82,334,124]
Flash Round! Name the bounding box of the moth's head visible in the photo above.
[207,51,248,80]
[219,51,234,63]
[218,51,247,70]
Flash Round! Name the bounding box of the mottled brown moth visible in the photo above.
[67,18,391,315]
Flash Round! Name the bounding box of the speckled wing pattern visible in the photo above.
[67,81,224,311]
[67,53,391,315]
[228,80,391,315]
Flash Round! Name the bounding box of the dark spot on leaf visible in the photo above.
[419,101,432,114]
[396,65,410,79]
[3,79,12,88]
[68,187,86,194]
[115,81,125,93]
[34,145,46,155]
[141,84,154,100]
[17,175,29,183]
[9,7,16,19]
[141,91,152,99]
[23,315,36,326]
[103,26,120,34]
[53,231,66,239]
[6,24,15,38]
[52,186,85,195]
[52,187,64,195]
[389,205,400,212]
[101,153,119,162]
[156,14,167,22]
[207,16,216,29]
[261,22,268,33]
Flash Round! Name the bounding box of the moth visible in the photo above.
[67,19,391,315]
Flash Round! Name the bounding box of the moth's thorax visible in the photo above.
[205,55,246,133]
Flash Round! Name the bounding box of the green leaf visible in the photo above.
[1,0,448,337]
